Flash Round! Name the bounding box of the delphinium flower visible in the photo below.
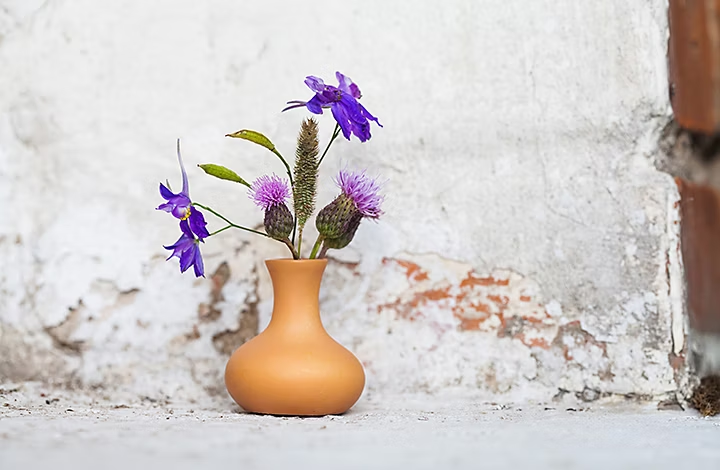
[164,219,205,277]
[249,174,294,241]
[283,72,382,143]
[158,141,209,277]
[313,169,383,257]
[157,141,210,240]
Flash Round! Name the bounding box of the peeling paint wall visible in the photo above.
[0,0,686,402]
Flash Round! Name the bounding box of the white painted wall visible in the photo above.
[0,0,685,402]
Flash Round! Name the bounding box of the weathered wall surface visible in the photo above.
[0,0,686,402]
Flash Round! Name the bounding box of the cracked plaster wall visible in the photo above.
[0,0,687,402]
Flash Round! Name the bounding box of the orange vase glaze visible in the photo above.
[224,259,365,416]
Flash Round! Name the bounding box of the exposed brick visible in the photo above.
[677,178,720,332]
[668,0,720,133]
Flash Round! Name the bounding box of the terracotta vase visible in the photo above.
[224,258,365,416]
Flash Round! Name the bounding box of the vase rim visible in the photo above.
[265,258,328,265]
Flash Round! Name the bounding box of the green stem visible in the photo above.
[297,230,304,259]
[208,225,233,237]
[194,203,297,259]
[281,239,299,260]
[192,203,270,239]
[309,235,324,259]
[271,149,294,187]
[317,124,341,167]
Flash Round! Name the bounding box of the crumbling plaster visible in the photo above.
[0,0,686,402]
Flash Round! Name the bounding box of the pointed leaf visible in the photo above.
[198,164,251,187]
[225,129,276,151]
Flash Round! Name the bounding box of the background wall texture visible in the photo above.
[0,0,687,403]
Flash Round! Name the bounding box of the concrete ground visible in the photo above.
[1,386,719,470]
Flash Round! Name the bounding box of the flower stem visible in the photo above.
[297,230,303,258]
[281,239,300,260]
[194,202,298,259]
[317,124,341,167]
[193,203,270,238]
[309,234,324,259]
[318,243,329,259]
[208,225,233,237]
[271,149,294,188]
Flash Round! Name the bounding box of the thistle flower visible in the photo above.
[335,169,383,219]
[316,169,383,249]
[164,219,205,277]
[249,174,294,240]
[283,72,382,143]
[293,118,319,231]
[157,141,210,239]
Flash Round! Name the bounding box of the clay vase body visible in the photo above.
[224,259,365,416]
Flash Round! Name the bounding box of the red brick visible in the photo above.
[668,0,720,133]
[677,178,720,332]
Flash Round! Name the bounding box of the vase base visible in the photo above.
[238,409,349,417]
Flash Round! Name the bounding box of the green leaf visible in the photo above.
[198,164,251,187]
[225,129,276,151]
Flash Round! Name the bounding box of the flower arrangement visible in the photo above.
[157,72,384,277]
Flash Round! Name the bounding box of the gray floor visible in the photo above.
[1,390,719,470]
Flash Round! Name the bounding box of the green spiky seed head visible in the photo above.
[293,118,319,230]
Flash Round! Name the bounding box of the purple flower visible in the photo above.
[157,141,210,239]
[336,169,384,219]
[249,174,290,210]
[283,72,382,143]
[164,219,205,277]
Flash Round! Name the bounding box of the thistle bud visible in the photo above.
[264,203,293,240]
[323,212,362,250]
[315,194,359,239]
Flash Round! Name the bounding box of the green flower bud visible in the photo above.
[315,194,359,239]
[323,212,362,250]
[264,203,293,240]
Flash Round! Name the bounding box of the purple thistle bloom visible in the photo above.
[283,72,382,143]
[157,141,210,239]
[164,219,205,277]
[249,174,290,210]
[335,169,384,219]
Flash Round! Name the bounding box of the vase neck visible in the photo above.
[265,259,328,333]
